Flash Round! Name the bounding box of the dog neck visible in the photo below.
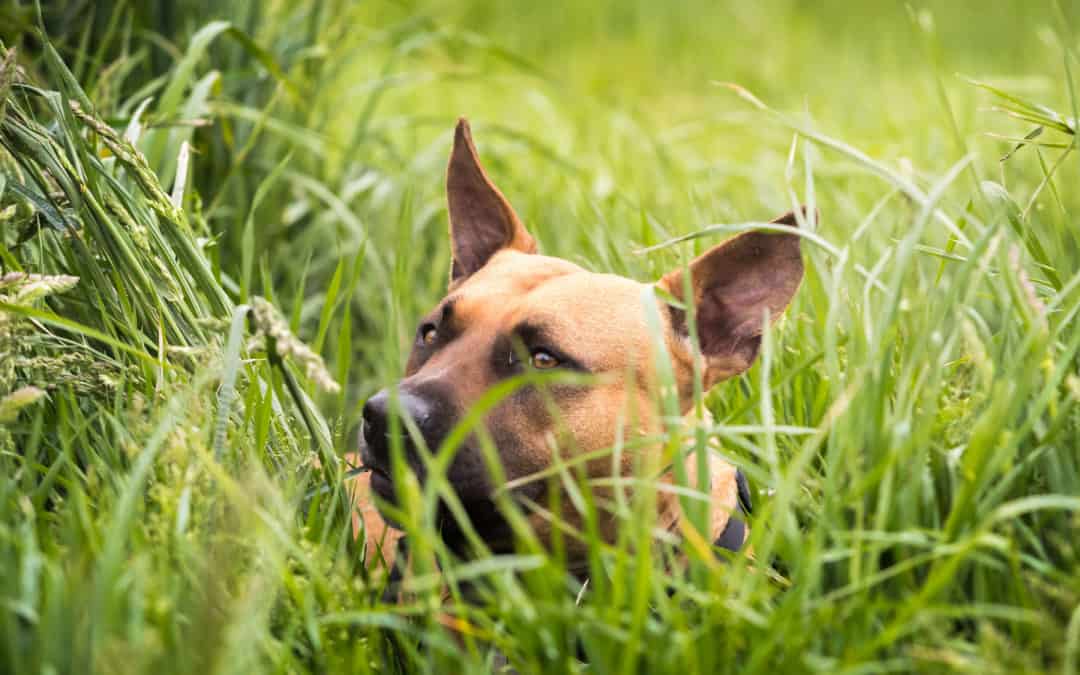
[654,408,749,552]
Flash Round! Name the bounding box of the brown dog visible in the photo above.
[351,119,805,575]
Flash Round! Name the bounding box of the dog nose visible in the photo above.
[361,389,390,453]
[361,388,434,466]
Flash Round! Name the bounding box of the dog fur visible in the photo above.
[351,118,805,574]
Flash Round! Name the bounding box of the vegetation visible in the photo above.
[1,1,1078,672]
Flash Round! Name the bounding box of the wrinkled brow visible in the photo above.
[509,320,553,346]
[423,297,457,326]
[439,298,457,322]
[507,320,589,372]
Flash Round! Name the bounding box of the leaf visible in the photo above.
[997,126,1045,162]
[240,152,292,302]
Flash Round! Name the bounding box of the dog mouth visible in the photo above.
[358,449,550,557]
[357,425,406,504]
[357,420,548,554]
[366,464,395,501]
[358,457,406,530]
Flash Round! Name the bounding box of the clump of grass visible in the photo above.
[1,1,1079,674]
[0,25,364,673]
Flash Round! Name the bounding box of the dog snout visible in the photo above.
[360,389,390,460]
[360,388,435,469]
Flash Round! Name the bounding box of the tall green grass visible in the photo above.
[1,1,1079,673]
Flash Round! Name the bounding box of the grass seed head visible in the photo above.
[249,296,341,394]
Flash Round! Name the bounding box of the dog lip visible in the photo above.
[356,437,393,496]
[362,463,389,477]
[367,465,395,501]
[359,459,390,482]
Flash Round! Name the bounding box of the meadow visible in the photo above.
[1,0,1079,672]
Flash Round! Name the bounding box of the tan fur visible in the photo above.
[346,464,405,567]
[350,118,805,574]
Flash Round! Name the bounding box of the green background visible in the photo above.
[1,1,1078,673]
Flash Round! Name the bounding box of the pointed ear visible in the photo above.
[446,118,536,283]
[658,209,808,387]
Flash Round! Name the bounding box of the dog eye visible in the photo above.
[419,324,437,346]
[530,349,560,370]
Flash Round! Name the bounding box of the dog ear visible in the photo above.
[658,209,807,388]
[446,118,536,283]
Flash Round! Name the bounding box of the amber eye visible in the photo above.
[420,325,437,346]
[530,349,560,370]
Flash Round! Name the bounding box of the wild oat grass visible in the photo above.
[1,1,1079,673]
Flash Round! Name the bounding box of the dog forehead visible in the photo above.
[514,275,658,370]
[454,251,651,321]
[514,271,652,323]
[460,250,584,294]
[450,254,657,369]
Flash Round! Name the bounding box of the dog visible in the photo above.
[351,118,805,579]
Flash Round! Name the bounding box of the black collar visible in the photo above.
[714,468,753,553]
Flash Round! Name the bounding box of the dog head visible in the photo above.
[360,119,805,555]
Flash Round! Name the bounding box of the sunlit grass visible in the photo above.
[1,1,1079,673]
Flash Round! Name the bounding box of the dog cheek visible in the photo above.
[514,383,596,452]
[444,447,496,501]
[486,403,553,483]
[439,397,548,501]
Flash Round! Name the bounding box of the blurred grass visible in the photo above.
[1,0,1079,673]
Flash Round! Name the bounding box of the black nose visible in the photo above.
[361,389,434,468]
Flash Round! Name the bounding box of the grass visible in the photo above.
[1,0,1079,672]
